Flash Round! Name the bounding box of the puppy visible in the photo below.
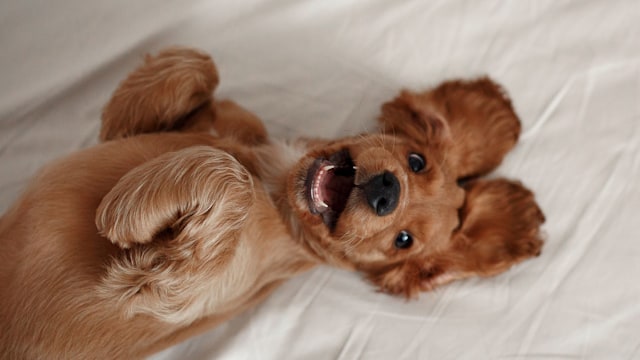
[0,48,544,358]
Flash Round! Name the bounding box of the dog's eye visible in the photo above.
[395,231,413,249]
[408,153,425,173]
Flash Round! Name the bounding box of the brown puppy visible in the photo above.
[0,48,544,358]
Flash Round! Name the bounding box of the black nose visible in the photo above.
[362,171,400,216]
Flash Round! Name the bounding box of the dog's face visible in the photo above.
[286,79,528,296]
[287,101,467,294]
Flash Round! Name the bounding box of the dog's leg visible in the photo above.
[94,146,255,324]
[100,47,219,141]
[213,100,268,146]
[379,77,521,179]
[368,179,544,298]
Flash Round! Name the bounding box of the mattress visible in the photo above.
[1,0,638,358]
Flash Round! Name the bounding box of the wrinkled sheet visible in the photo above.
[1,0,639,359]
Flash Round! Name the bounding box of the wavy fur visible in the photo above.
[0,47,544,358]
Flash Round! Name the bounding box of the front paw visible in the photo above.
[96,146,254,249]
[454,179,545,276]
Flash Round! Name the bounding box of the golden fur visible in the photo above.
[0,47,544,358]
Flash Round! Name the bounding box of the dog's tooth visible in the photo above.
[319,200,328,209]
[322,164,335,172]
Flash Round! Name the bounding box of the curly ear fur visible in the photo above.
[100,47,219,141]
[368,179,544,298]
[379,77,521,179]
[95,146,255,324]
[380,90,452,149]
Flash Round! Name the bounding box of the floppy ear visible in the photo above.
[379,77,521,179]
[100,47,219,141]
[95,146,254,324]
[367,179,544,298]
[379,90,452,150]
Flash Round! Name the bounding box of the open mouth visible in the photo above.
[305,149,356,229]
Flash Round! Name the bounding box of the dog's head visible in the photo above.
[288,128,463,263]
[287,78,521,297]
[288,106,463,287]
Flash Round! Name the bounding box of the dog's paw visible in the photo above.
[453,178,545,276]
[96,146,254,249]
[101,47,219,141]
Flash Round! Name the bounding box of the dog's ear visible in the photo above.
[379,78,521,179]
[95,146,254,324]
[379,91,452,150]
[365,257,458,298]
[366,179,544,298]
[100,47,219,141]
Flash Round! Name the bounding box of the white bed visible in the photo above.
[1,0,638,358]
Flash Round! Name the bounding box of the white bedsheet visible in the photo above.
[1,1,638,359]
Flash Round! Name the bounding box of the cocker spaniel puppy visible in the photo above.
[0,48,544,358]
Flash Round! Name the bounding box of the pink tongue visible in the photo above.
[319,170,352,213]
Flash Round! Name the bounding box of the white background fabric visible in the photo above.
[1,1,639,359]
